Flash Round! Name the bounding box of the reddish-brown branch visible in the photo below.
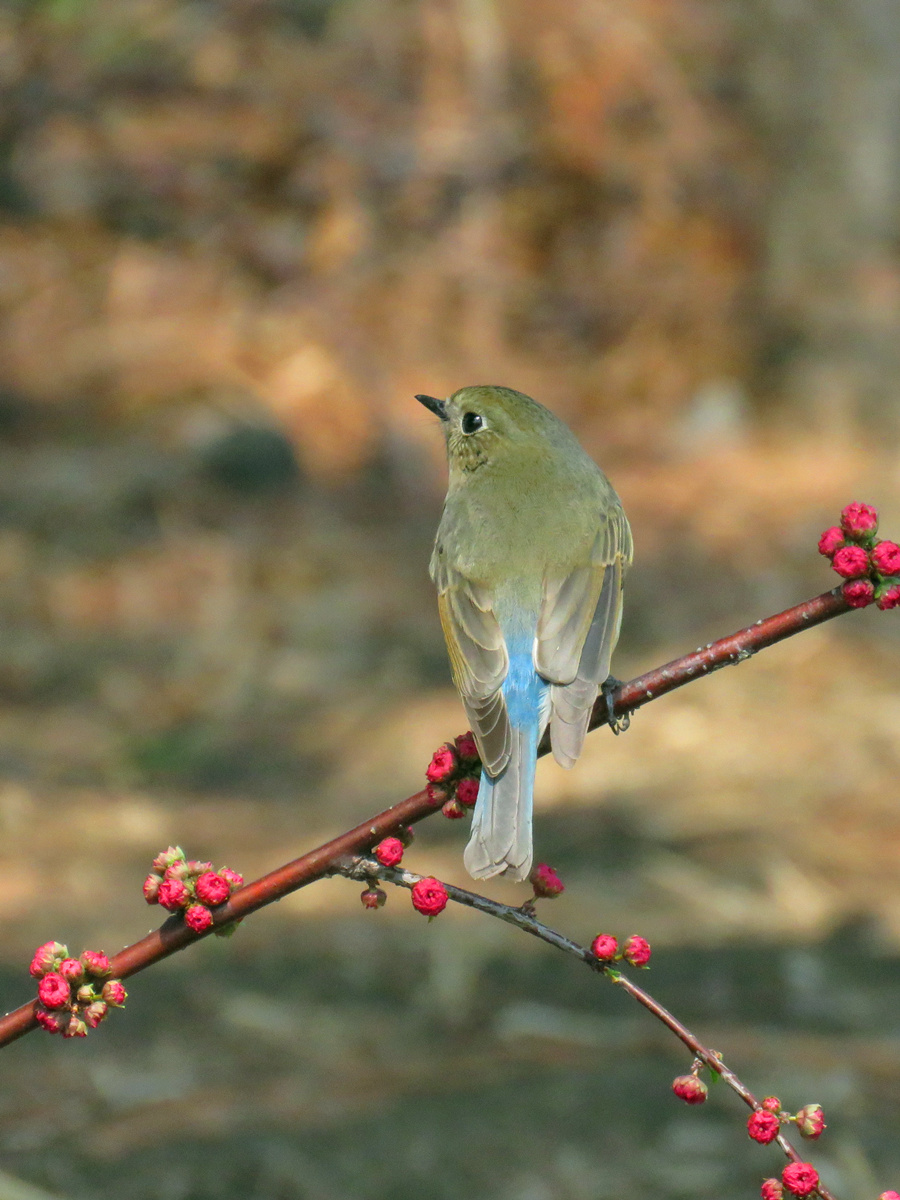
[342,857,838,1200]
[0,586,855,1049]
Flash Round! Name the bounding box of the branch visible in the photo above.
[337,856,839,1200]
[0,586,855,1048]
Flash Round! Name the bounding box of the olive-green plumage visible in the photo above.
[418,385,632,880]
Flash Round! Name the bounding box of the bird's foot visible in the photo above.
[601,675,631,735]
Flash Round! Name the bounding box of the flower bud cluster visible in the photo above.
[425,733,482,820]
[818,503,900,609]
[30,941,126,1037]
[589,933,651,968]
[143,846,243,935]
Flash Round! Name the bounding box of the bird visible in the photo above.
[416,385,632,881]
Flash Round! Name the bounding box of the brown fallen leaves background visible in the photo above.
[0,1,898,1198]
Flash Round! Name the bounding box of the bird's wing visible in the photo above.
[433,559,511,776]
[536,503,633,768]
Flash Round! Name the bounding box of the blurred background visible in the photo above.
[0,0,899,1196]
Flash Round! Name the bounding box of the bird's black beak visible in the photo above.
[415,394,448,421]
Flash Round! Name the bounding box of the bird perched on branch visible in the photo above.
[417,386,632,881]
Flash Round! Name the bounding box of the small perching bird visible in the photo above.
[417,386,632,882]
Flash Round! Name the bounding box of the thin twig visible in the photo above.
[0,586,855,1049]
[338,857,837,1200]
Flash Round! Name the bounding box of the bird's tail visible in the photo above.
[464,653,547,882]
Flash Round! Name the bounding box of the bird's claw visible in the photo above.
[601,675,631,735]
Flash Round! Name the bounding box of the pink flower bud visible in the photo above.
[843,578,875,607]
[219,867,244,888]
[761,1096,781,1113]
[832,544,869,578]
[184,904,213,933]
[157,878,190,912]
[455,777,479,807]
[34,1006,67,1034]
[361,886,387,909]
[590,934,619,961]
[671,1074,707,1104]
[80,950,111,977]
[374,837,404,868]
[441,798,466,819]
[58,958,84,983]
[454,732,479,762]
[63,1015,88,1038]
[151,845,185,873]
[872,540,900,575]
[29,941,67,978]
[195,871,230,906]
[38,973,70,1010]
[411,877,448,916]
[840,501,878,539]
[747,1110,780,1144]
[530,863,565,898]
[817,526,844,557]
[877,581,900,610]
[879,1192,900,1200]
[761,1180,784,1200]
[143,873,162,903]
[101,979,127,1006]
[794,1103,825,1139]
[164,860,193,882]
[781,1162,819,1198]
[84,1001,109,1028]
[623,935,651,967]
[426,745,457,783]
[426,783,448,806]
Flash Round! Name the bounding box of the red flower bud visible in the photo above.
[374,837,404,867]
[151,846,185,873]
[184,904,213,933]
[37,973,70,1010]
[671,1074,707,1104]
[832,544,869,578]
[58,958,84,983]
[781,1162,819,1198]
[817,526,844,557]
[454,732,479,762]
[80,950,111,977]
[34,1006,67,1034]
[455,777,479,807]
[872,540,900,575]
[426,745,457,783]
[411,877,448,916]
[761,1096,781,1113]
[623,935,651,967]
[361,886,387,909]
[219,867,244,888]
[143,873,162,903]
[442,798,466,819]
[877,581,900,610]
[530,863,565,898]
[84,1001,109,1028]
[761,1180,784,1200]
[29,941,67,978]
[426,783,448,806]
[747,1110,780,1144]
[157,878,190,912]
[590,934,619,961]
[63,1014,88,1038]
[195,871,230,906]
[879,1192,900,1200]
[794,1103,825,1139]
[840,501,878,539]
[843,578,875,607]
[101,979,127,1006]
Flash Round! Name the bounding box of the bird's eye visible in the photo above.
[461,412,484,435]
